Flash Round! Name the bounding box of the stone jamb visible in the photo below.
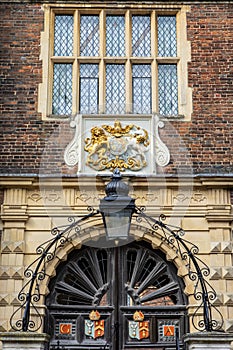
[0,332,50,350]
[183,331,233,349]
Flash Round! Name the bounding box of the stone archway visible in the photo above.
[45,240,189,350]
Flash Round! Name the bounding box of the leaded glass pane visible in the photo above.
[80,15,99,56]
[106,64,125,114]
[106,16,125,56]
[132,16,151,57]
[52,64,72,115]
[54,15,73,56]
[80,64,99,114]
[157,16,177,57]
[132,65,151,114]
[158,64,178,115]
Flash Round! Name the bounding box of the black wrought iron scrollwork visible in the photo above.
[134,206,224,332]
[10,175,224,334]
[10,207,99,332]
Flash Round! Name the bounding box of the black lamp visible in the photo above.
[99,169,135,240]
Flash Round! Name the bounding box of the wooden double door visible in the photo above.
[46,242,188,349]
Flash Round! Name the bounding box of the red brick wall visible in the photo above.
[185,3,233,175]
[0,2,232,176]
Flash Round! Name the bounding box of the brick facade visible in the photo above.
[0,1,233,176]
[0,2,233,348]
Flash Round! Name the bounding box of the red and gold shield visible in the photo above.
[139,321,149,339]
[94,320,105,338]
[59,323,72,335]
[163,325,175,337]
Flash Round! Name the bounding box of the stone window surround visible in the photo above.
[38,3,192,121]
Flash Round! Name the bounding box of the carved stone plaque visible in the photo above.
[64,114,170,175]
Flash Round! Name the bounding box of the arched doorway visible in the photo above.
[45,241,188,349]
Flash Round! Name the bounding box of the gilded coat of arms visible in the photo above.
[129,311,149,340]
[84,310,105,339]
[84,120,150,171]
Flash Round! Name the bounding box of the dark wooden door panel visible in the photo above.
[46,242,187,349]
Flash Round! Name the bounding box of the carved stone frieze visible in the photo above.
[173,193,189,203]
[28,190,62,203]
[27,192,43,203]
[44,190,61,202]
[75,190,105,205]
[133,192,159,203]
[191,191,207,203]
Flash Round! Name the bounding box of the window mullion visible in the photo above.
[73,10,78,114]
[73,59,78,115]
[125,60,131,113]
[151,60,157,114]
[99,10,105,113]
[151,11,157,113]
[99,10,105,57]
[125,10,131,113]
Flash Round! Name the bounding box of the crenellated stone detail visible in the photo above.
[221,242,232,253]
[0,294,21,306]
[225,319,233,332]
[223,294,233,306]
[1,241,25,254]
[209,267,233,280]
[222,267,233,280]
[0,295,9,306]
[210,242,232,253]
[0,320,8,332]
[210,242,221,253]
[211,293,223,306]
[209,267,222,280]
[0,267,24,280]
